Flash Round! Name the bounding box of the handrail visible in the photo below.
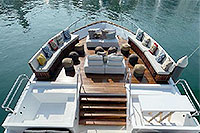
[76,67,84,99]
[124,68,132,121]
[68,14,88,30]
[76,68,81,95]
[175,79,200,116]
[2,74,30,113]
[106,9,139,31]
[126,69,143,126]
[68,9,140,34]
[127,68,132,120]
[68,8,104,32]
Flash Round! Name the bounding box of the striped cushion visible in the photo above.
[149,42,158,55]
[49,39,58,51]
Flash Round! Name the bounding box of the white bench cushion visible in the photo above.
[144,51,175,75]
[38,49,61,72]
[60,34,79,51]
[128,35,149,53]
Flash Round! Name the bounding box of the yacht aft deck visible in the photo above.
[2,21,200,133]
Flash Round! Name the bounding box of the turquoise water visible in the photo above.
[0,0,199,132]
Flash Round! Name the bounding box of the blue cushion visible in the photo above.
[63,29,71,41]
[136,30,144,41]
[156,50,166,64]
[42,46,53,58]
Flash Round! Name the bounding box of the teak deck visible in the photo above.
[73,36,156,95]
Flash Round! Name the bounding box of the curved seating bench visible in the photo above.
[28,34,79,80]
[128,29,175,82]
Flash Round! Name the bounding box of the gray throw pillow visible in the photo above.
[88,28,100,39]
[155,50,166,64]
[63,29,71,41]
[106,32,116,39]
[136,30,144,41]
[161,58,173,71]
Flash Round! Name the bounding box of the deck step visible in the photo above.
[80,97,127,103]
[80,103,126,107]
[79,94,127,126]
[80,105,127,110]
[80,112,126,118]
[80,93,126,97]
[80,110,126,114]
[79,119,126,126]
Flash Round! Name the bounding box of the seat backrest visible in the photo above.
[87,55,104,66]
[107,54,124,66]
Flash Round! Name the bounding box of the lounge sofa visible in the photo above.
[28,33,79,80]
[128,29,175,82]
[84,54,126,74]
[86,28,119,48]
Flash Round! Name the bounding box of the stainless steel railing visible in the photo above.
[125,69,143,126]
[175,79,200,116]
[68,9,140,34]
[124,68,133,121]
[76,68,83,98]
[2,74,30,113]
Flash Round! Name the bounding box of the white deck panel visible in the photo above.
[139,95,195,112]
[55,68,77,83]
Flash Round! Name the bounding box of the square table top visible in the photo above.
[138,94,195,112]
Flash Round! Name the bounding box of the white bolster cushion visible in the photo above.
[88,28,101,32]
[103,28,116,33]
[107,55,123,61]
[88,55,103,61]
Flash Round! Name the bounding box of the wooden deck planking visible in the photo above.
[73,36,156,94]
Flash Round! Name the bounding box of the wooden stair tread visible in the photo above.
[80,110,126,113]
[80,97,127,102]
[80,90,126,94]
[80,93,126,97]
[82,87,124,90]
[80,105,127,110]
[80,103,126,107]
[79,119,126,126]
[84,84,124,87]
[80,112,126,117]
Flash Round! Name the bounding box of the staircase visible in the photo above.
[79,94,127,126]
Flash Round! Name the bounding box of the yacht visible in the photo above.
[1,16,200,133]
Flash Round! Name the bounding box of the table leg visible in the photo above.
[168,112,173,122]
[159,112,163,121]
[158,112,174,123]
[148,112,163,123]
